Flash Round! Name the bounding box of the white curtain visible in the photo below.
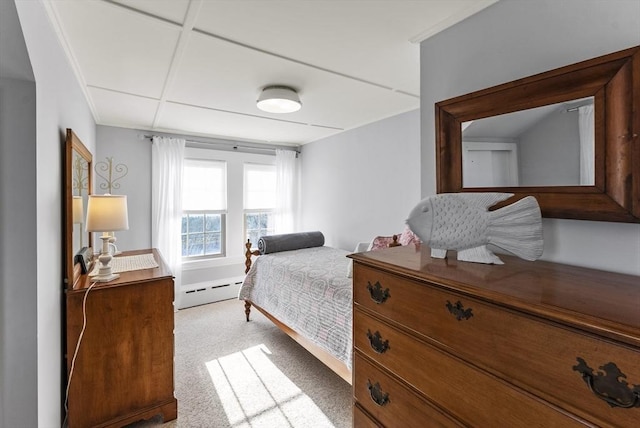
[274,149,299,234]
[578,105,595,185]
[151,136,185,308]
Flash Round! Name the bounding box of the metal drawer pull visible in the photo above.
[446,300,474,321]
[573,357,640,408]
[367,281,390,304]
[366,329,390,354]
[367,380,390,406]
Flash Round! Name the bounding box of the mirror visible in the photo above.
[64,129,92,288]
[436,45,640,223]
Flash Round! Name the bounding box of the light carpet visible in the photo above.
[127,298,352,428]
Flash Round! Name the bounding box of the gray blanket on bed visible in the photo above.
[257,231,325,254]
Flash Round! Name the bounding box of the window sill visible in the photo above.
[181,255,245,271]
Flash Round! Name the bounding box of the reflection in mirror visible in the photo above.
[72,151,89,257]
[462,97,594,188]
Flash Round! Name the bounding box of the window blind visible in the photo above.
[244,163,276,210]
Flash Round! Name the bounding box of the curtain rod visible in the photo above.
[565,102,593,113]
[142,134,300,155]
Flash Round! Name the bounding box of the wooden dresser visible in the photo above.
[65,248,177,428]
[349,245,640,427]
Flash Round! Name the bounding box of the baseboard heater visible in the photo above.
[179,275,245,309]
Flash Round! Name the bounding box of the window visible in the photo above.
[244,163,276,245]
[182,159,226,258]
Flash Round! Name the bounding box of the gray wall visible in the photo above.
[0,78,37,428]
[96,126,152,251]
[420,0,640,275]
[300,109,420,251]
[0,1,37,425]
[9,0,97,426]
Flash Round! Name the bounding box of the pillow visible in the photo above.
[399,225,421,246]
[258,231,324,254]
[367,235,401,251]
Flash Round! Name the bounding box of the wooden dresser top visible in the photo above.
[349,245,640,347]
[69,248,172,294]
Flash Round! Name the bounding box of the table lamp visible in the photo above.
[85,194,129,282]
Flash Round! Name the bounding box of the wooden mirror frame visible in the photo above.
[436,45,640,223]
[64,129,93,288]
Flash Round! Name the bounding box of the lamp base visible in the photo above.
[92,259,120,282]
[91,235,120,282]
[92,272,120,282]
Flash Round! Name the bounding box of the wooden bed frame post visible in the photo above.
[243,239,260,322]
[244,239,260,274]
[244,301,251,322]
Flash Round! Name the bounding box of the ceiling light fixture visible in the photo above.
[257,86,302,113]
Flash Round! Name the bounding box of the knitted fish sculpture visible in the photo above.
[406,193,543,264]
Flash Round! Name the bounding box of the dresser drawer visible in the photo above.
[354,264,640,427]
[353,403,382,428]
[354,352,463,428]
[354,308,590,427]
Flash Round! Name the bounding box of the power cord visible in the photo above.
[62,281,97,428]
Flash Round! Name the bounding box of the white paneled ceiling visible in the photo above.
[44,0,498,146]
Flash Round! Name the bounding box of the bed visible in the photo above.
[238,231,410,384]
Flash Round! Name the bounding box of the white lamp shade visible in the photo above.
[85,194,129,232]
[72,196,84,223]
[257,86,301,113]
